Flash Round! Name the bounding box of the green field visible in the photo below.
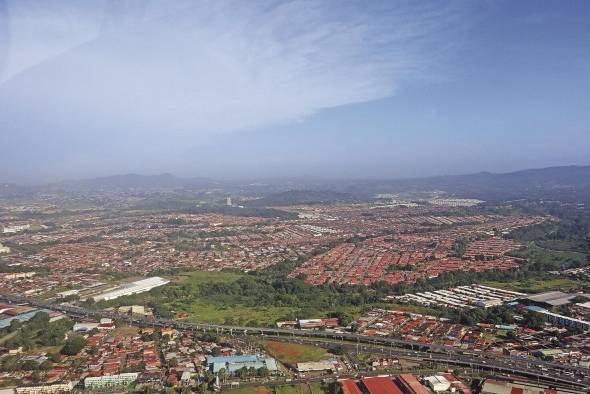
[175,302,299,326]
[223,387,271,394]
[160,271,298,325]
[224,383,327,394]
[482,277,587,293]
[510,244,588,268]
[153,269,365,326]
[263,340,330,366]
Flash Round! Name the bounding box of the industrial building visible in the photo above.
[0,308,56,329]
[206,355,278,375]
[339,379,363,394]
[395,284,525,310]
[92,277,169,301]
[527,305,590,332]
[396,374,431,394]
[480,378,579,394]
[2,224,31,234]
[362,376,403,394]
[296,361,335,372]
[521,291,587,308]
[424,375,451,392]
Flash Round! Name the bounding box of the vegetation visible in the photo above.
[0,313,75,373]
[224,384,332,394]
[482,277,587,293]
[1,312,73,352]
[61,334,87,355]
[442,305,515,326]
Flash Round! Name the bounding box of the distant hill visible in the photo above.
[337,165,590,202]
[246,189,356,206]
[48,173,219,191]
[3,165,590,204]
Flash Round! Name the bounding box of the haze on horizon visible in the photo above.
[0,0,589,184]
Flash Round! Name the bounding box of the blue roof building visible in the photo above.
[0,309,52,329]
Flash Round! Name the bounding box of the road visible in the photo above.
[1,294,589,390]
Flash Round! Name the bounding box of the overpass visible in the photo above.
[1,294,588,390]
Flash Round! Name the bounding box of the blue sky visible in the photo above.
[0,0,589,182]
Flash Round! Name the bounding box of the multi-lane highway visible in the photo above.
[2,294,588,390]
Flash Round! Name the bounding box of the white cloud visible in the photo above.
[0,0,467,144]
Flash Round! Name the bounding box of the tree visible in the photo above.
[61,334,87,355]
[21,360,39,371]
[257,366,269,377]
[248,366,257,377]
[48,353,61,363]
[329,345,345,355]
[0,356,18,372]
[524,312,545,330]
[571,295,590,304]
[8,319,22,333]
[217,367,227,383]
[203,370,214,384]
[238,366,248,379]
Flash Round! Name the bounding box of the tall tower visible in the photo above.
[226,196,232,206]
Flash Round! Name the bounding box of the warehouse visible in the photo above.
[424,375,451,392]
[396,374,431,394]
[522,291,581,308]
[395,284,524,310]
[362,376,403,394]
[296,361,335,372]
[527,306,590,332]
[339,379,362,394]
[207,355,279,375]
[92,277,169,301]
[480,378,579,394]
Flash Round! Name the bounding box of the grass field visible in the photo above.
[163,271,300,326]
[510,244,588,268]
[263,340,330,366]
[224,384,327,394]
[162,270,350,326]
[175,302,298,326]
[482,277,587,293]
[111,326,139,337]
[223,387,271,394]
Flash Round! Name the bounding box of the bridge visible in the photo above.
[1,294,588,390]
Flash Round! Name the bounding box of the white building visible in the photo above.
[3,224,31,234]
[15,381,76,394]
[73,322,99,332]
[1,272,35,280]
[0,243,10,254]
[93,277,169,301]
[424,375,451,392]
[84,373,138,388]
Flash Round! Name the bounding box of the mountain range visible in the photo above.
[2,165,590,203]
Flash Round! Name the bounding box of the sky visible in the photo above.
[0,0,589,183]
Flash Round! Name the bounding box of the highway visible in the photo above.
[2,294,589,390]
